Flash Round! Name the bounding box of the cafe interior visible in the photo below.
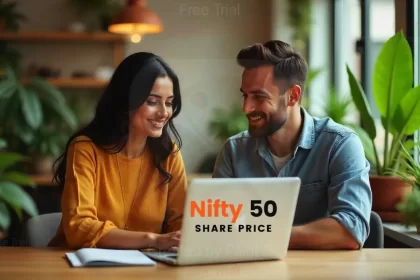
[1,0,420,279]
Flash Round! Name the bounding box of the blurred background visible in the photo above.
[0,0,418,245]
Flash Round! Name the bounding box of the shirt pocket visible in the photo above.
[295,181,328,224]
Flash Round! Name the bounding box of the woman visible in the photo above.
[48,52,186,250]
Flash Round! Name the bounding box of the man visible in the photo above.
[212,40,372,250]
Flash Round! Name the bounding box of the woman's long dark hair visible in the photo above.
[53,52,182,189]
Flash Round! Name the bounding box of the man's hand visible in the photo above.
[151,231,181,250]
[289,218,360,250]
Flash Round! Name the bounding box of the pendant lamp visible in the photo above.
[108,0,163,35]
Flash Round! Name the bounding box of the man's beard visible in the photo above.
[247,110,288,137]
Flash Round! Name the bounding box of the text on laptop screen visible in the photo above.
[190,199,276,233]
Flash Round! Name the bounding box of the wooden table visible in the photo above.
[1,247,420,279]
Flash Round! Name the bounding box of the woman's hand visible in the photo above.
[151,231,181,250]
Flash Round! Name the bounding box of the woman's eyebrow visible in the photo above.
[149,93,174,99]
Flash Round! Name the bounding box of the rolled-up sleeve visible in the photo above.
[328,133,372,248]
[62,140,117,249]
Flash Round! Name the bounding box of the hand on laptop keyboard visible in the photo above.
[158,247,178,253]
[153,231,180,250]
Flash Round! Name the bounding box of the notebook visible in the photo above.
[65,248,156,267]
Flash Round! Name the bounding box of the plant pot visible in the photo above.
[370,175,413,222]
[31,154,54,175]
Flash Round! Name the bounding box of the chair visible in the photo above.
[26,212,62,247]
[363,211,384,248]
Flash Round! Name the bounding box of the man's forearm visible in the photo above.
[289,218,360,250]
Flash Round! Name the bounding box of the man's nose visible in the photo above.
[243,99,255,114]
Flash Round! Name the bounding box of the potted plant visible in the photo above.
[0,66,77,174]
[0,138,38,239]
[394,143,420,233]
[0,0,27,31]
[196,105,248,173]
[346,30,420,221]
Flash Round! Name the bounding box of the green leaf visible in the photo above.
[29,78,78,130]
[0,153,26,170]
[400,144,420,177]
[2,66,17,82]
[12,120,35,145]
[0,182,38,217]
[0,139,6,149]
[18,85,43,129]
[381,115,397,135]
[373,30,413,121]
[397,189,420,226]
[29,77,66,106]
[305,68,323,90]
[4,172,36,187]
[55,105,78,130]
[346,65,377,140]
[0,202,10,231]
[0,80,17,99]
[392,86,420,135]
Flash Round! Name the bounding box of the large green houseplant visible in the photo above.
[0,66,77,174]
[346,31,420,221]
[0,138,38,238]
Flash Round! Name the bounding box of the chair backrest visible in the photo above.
[26,213,62,247]
[363,211,384,248]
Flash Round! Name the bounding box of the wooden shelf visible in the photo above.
[0,31,125,42]
[21,77,108,88]
[1,31,125,69]
[30,173,213,187]
[47,78,109,88]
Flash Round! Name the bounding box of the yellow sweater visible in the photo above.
[48,136,187,249]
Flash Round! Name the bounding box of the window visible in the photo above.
[329,0,395,163]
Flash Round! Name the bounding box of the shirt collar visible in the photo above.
[296,107,315,150]
[255,107,315,157]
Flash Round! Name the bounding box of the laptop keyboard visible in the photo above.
[156,250,178,259]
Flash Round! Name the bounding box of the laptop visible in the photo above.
[143,177,301,266]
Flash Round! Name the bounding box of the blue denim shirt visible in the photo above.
[212,108,372,247]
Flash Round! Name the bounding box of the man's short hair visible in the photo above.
[236,40,308,97]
